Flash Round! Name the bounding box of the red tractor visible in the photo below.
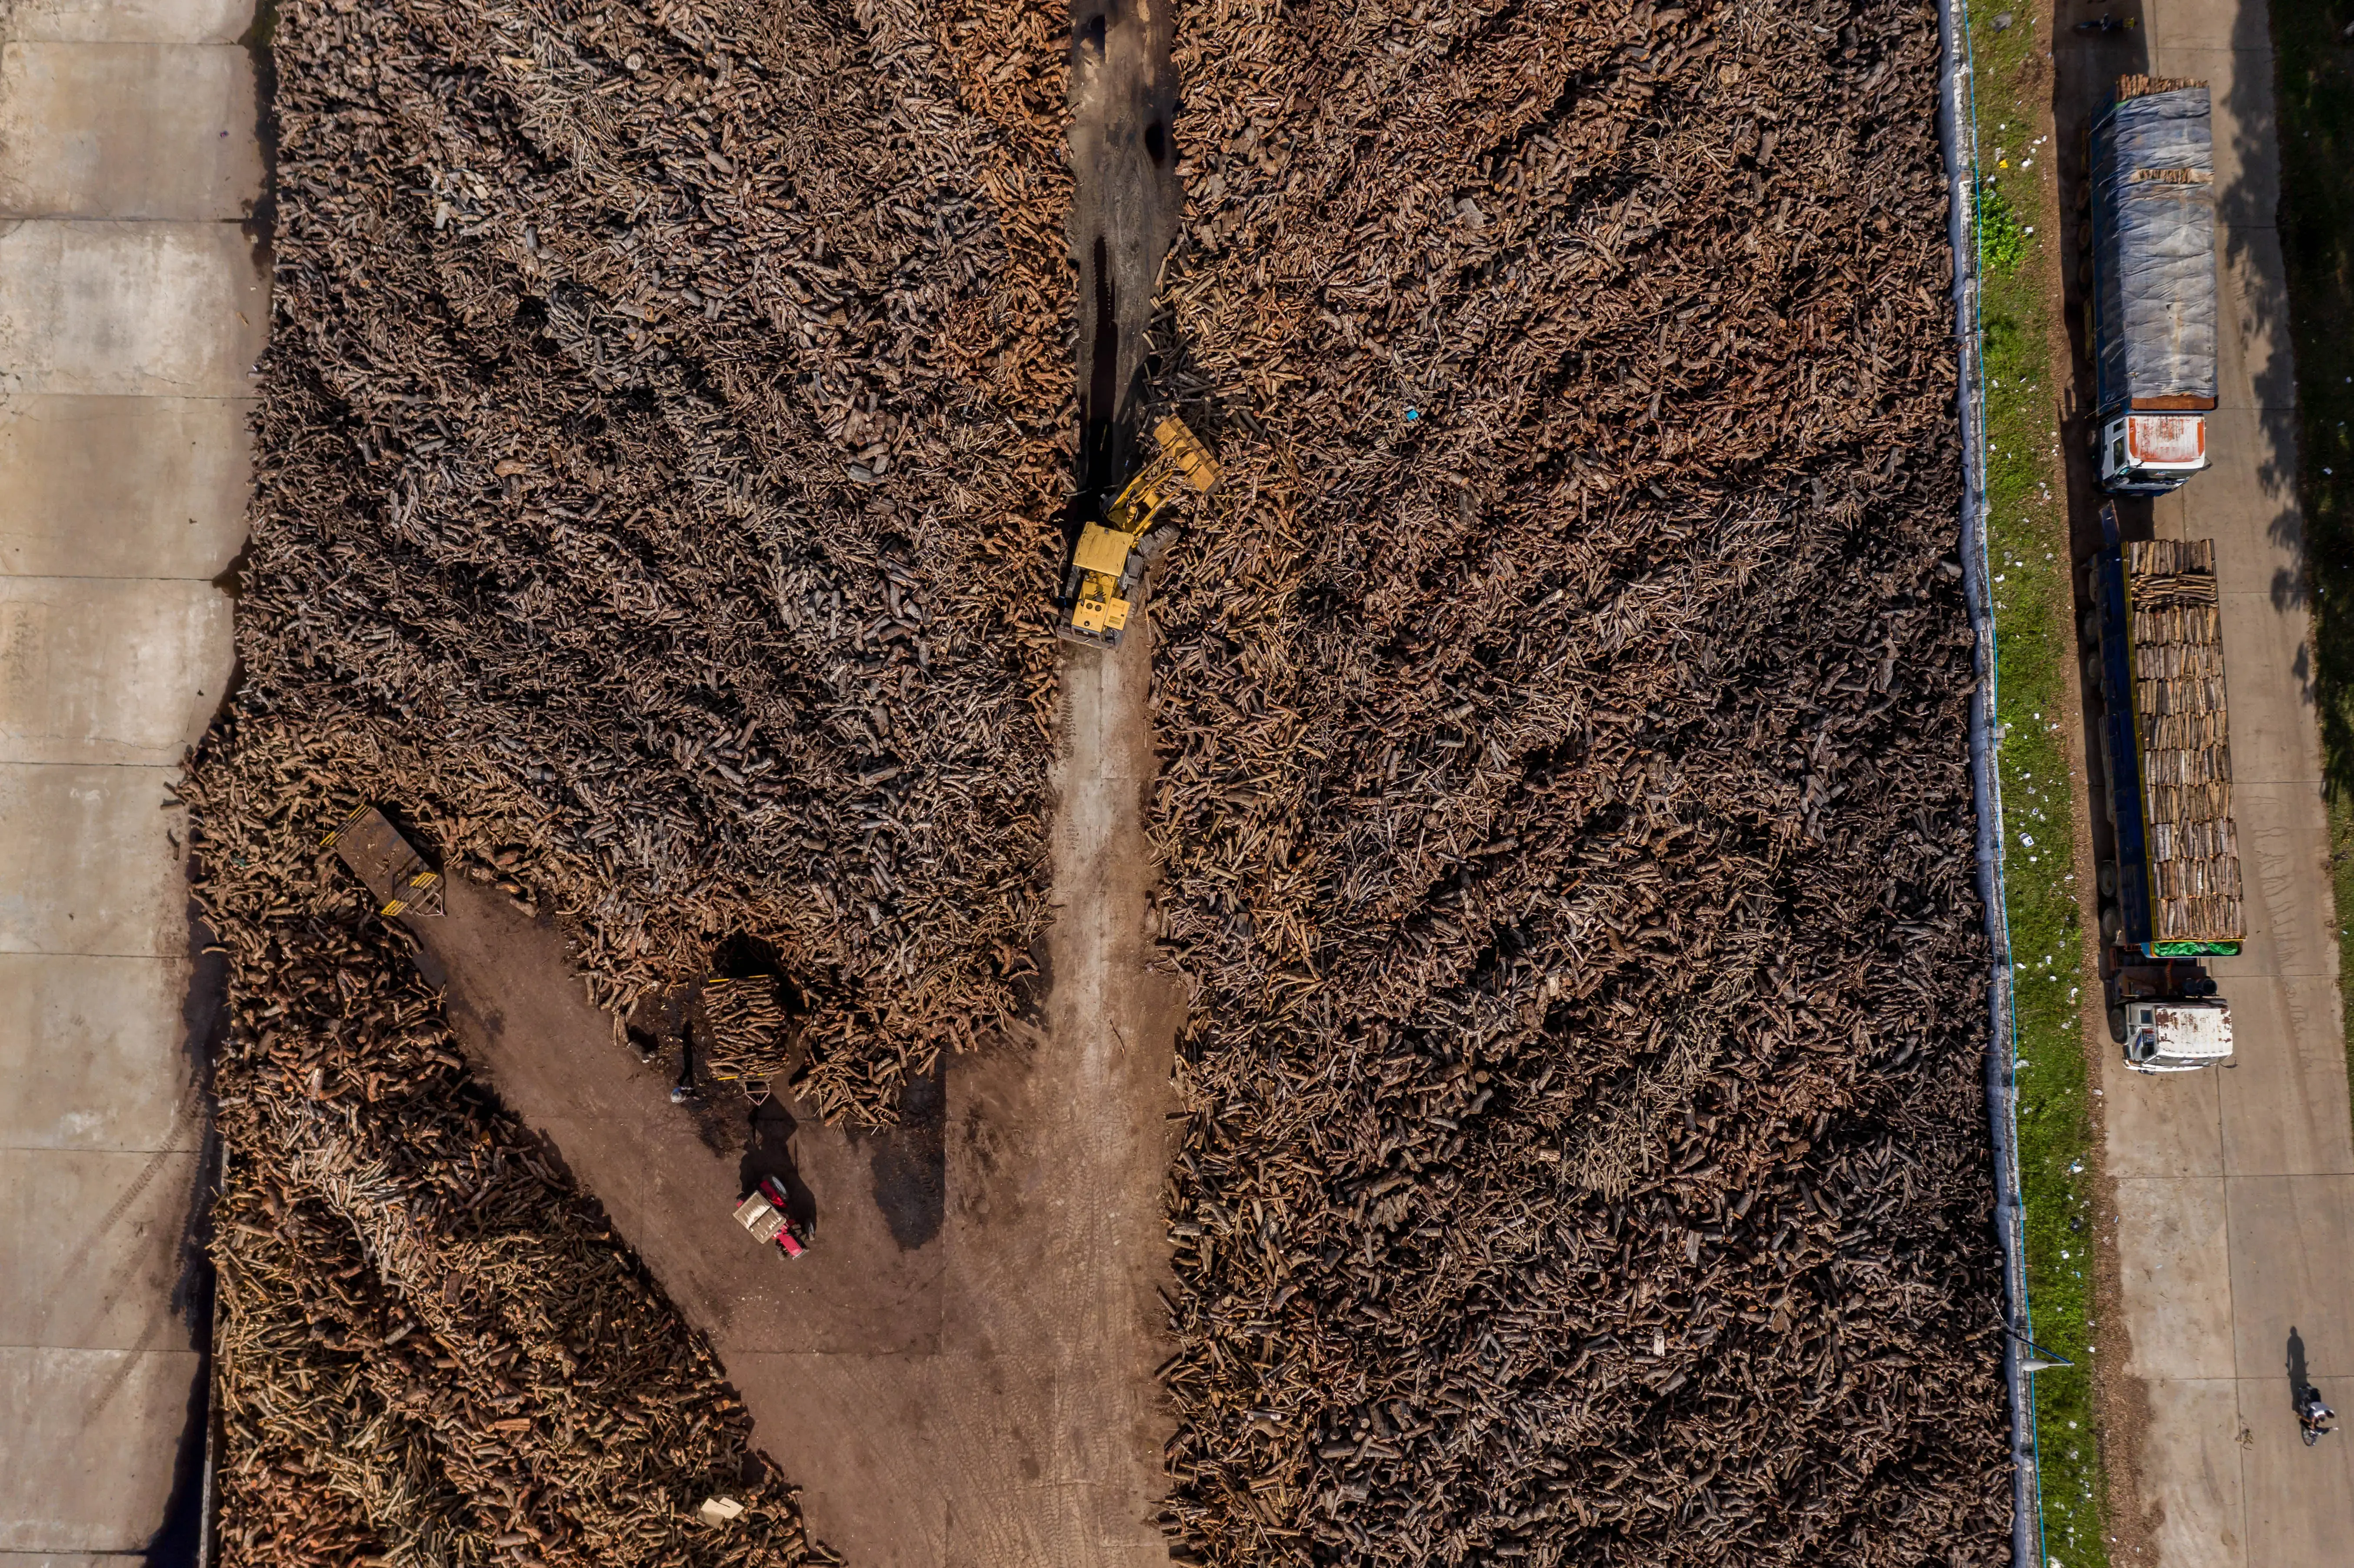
[732,1176,807,1258]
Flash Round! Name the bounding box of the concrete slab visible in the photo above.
[2114,1177,2237,1380]
[0,44,258,220]
[0,1149,202,1351]
[2216,971,2354,1177]
[0,395,253,580]
[2207,592,2317,785]
[2225,1176,2354,1379]
[2215,781,2334,977]
[2237,1373,2354,1562]
[0,577,230,765]
[0,1346,198,1552]
[0,0,253,1551]
[2126,1376,2245,1568]
[2101,1042,2224,1179]
[1,0,251,45]
[2215,225,2299,414]
[0,953,192,1150]
[2145,0,2278,51]
[0,764,186,959]
[0,220,265,398]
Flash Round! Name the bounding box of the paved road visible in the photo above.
[0,0,261,1560]
[413,617,1180,1568]
[2056,0,2354,1560]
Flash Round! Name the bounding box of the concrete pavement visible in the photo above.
[0,0,261,1559]
[2055,0,2354,1559]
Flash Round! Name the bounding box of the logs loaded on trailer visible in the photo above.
[2079,503,2241,1072]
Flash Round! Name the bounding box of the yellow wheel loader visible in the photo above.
[1055,416,1220,648]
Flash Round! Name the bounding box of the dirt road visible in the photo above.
[1068,0,1177,493]
[408,613,1179,1568]
[2055,0,2354,1559]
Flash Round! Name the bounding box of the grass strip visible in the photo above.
[1965,6,2111,1565]
[2271,0,2354,1119]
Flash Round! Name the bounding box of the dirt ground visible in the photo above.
[404,612,1180,1568]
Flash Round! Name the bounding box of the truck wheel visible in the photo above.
[2078,221,2094,253]
[2106,1005,2127,1044]
[2079,608,2101,648]
[2098,860,2118,898]
[2099,903,2122,946]
[2083,653,2104,691]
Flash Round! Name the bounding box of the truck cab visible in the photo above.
[2098,412,2208,493]
[2121,997,2233,1073]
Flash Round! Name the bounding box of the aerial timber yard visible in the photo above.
[4,0,2350,1563]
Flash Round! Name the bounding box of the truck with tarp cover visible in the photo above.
[2086,75,2217,494]
[2080,504,2240,1070]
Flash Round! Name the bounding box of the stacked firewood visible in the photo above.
[699,976,797,1086]
[198,0,1097,1546]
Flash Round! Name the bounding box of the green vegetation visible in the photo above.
[1968,8,2111,1566]
[2273,0,2354,1113]
[1979,181,2031,275]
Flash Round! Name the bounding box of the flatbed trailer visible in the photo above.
[2080,506,2241,1067]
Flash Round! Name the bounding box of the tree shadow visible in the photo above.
[849,1067,946,1251]
[2264,0,2354,809]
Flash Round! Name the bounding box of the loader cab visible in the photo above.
[2122,998,2232,1073]
[2099,413,2209,494]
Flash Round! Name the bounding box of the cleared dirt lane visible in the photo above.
[409,611,1178,1568]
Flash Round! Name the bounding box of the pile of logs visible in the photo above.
[1118,0,2014,1560]
[699,976,798,1086]
[203,0,2013,1558]
[232,0,1079,1121]
[191,741,827,1567]
[197,0,1099,1543]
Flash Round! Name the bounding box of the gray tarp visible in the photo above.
[2091,85,2217,409]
